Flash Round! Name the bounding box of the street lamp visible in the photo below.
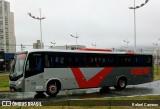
[129,0,149,52]
[21,44,26,51]
[153,42,158,75]
[153,42,158,48]
[28,8,46,49]
[92,43,97,48]
[123,39,130,50]
[71,33,79,50]
[51,41,56,47]
[121,46,127,52]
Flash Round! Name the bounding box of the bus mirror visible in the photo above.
[26,68,30,71]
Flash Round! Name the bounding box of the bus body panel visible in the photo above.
[44,68,79,90]
[99,67,153,87]
[24,67,153,92]
[24,73,45,92]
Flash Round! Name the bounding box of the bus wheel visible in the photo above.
[46,81,60,97]
[114,78,127,90]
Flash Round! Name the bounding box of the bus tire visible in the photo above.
[114,77,127,90]
[46,81,60,97]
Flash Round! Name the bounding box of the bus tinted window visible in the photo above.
[132,55,152,67]
[25,53,44,78]
[46,54,65,68]
[75,54,85,67]
[26,53,43,71]
[117,55,132,67]
[44,52,152,68]
[104,55,116,66]
[145,56,152,67]
[66,54,76,67]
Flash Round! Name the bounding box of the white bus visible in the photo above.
[9,49,153,96]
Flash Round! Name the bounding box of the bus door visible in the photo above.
[24,53,45,92]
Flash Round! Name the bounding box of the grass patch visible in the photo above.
[98,95,160,100]
[0,74,9,87]
[0,81,8,87]
[154,74,160,80]
[153,65,160,80]
[0,87,9,91]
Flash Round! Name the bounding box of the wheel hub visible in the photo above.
[119,80,125,87]
[49,85,57,94]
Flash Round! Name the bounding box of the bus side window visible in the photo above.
[25,53,43,72]
[55,56,64,67]
[87,57,93,67]
[60,57,64,67]
[94,57,101,67]
[109,56,115,66]
[45,54,49,67]
[76,54,85,67]
[133,56,144,67]
[36,57,42,71]
[28,54,36,70]
[145,56,152,67]
[47,55,56,67]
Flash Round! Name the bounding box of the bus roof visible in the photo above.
[16,49,152,55]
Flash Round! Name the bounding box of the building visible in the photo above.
[0,0,16,53]
[33,40,44,49]
[49,45,86,50]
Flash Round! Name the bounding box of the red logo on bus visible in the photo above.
[131,68,150,75]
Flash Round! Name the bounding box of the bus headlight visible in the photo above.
[17,80,22,85]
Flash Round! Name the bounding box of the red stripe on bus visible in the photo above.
[125,52,135,54]
[71,67,113,88]
[78,48,112,52]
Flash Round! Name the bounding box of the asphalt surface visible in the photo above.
[0,80,160,102]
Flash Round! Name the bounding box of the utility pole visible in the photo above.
[123,39,130,51]
[153,42,158,75]
[51,41,56,47]
[71,32,79,50]
[21,44,23,51]
[92,43,97,48]
[21,44,25,51]
[129,0,149,52]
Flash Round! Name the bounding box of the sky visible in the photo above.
[6,0,160,51]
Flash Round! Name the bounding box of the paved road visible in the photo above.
[0,80,160,101]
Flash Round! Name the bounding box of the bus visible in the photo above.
[9,49,153,96]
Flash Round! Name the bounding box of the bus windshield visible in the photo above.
[10,53,27,77]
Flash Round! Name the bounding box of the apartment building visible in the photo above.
[0,0,16,53]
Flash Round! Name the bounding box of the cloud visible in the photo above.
[6,0,160,51]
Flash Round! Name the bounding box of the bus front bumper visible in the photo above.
[9,80,23,92]
[10,86,22,92]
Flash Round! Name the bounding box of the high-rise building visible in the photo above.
[0,0,16,53]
